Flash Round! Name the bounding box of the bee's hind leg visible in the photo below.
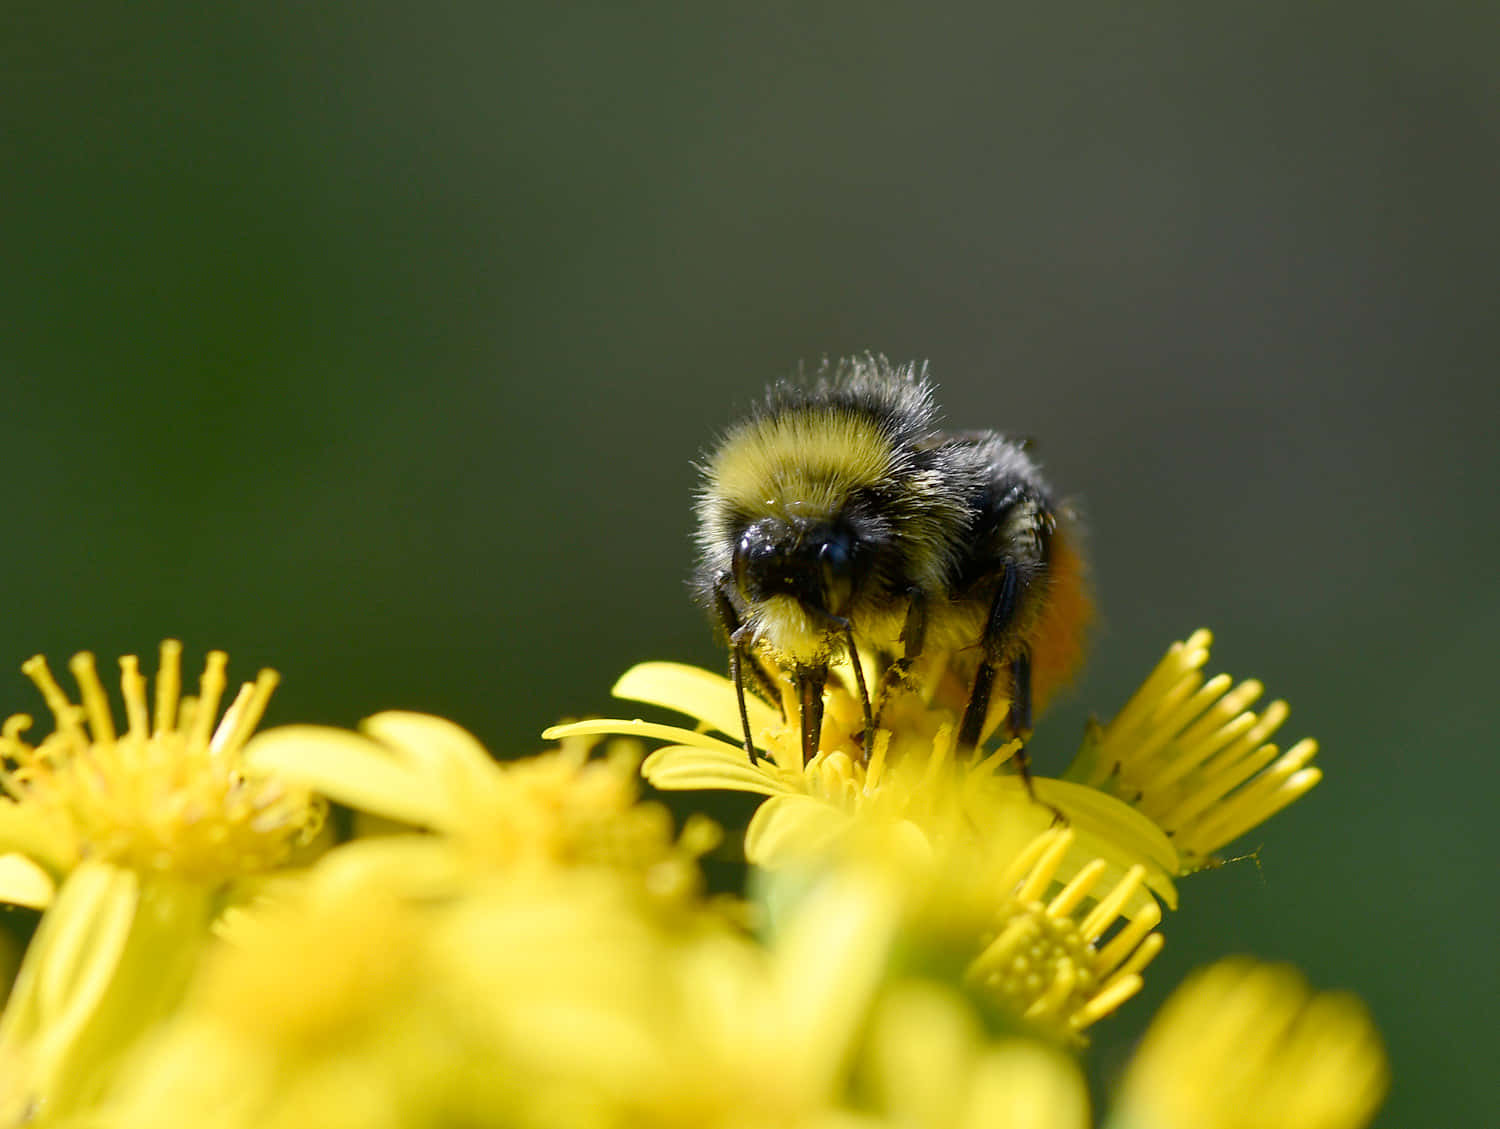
[956,569,1064,823]
[957,565,1018,754]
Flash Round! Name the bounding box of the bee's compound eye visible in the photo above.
[819,535,855,615]
[732,531,752,594]
[818,538,849,574]
[733,528,775,599]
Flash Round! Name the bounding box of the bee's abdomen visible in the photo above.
[1023,522,1092,714]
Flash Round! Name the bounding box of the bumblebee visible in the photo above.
[693,356,1091,778]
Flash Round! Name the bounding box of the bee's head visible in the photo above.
[732,516,864,621]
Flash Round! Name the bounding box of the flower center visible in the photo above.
[0,643,322,883]
[968,902,1097,1038]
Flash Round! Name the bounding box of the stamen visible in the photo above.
[0,715,33,762]
[68,653,116,746]
[1095,901,1161,972]
[969,916,1034,979]
[154,640,183,736]
[215,670,279,759]
[1015,830,1073,903]
[21,656,84,743]
[1157,742,1282,831]
[119,656,149,740]
[1024,960,1078,1020]
[1160,672,1234,740]
[1110,932,1165,982]
[210,684,256,758]
[1047,859,1106,918]
[189,652,229,751]
[1139,683,1264,795]
[1073,974,1143,1029]
[177,697,200,744]
[1187,700,1290,785]
[993,827,1063,893]
[1190,748,1320,848]
[1080,865,1147,941]
[1101,632,1212,757]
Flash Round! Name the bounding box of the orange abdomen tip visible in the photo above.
[1026,528,1093,717]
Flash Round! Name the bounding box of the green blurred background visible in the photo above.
[5,3,1495,1124]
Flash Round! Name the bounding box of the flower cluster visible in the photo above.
[0,634,1385,1128]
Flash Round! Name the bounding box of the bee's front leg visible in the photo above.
[715,576,784,764]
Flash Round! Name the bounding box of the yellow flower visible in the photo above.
[1110,959,1388,1129]
[861,982,1090,1129]
[0,641,322,902]
[613,867,1099,1128]
[759,823,1163,1047]
[1065,631,1321,870]
[545,662,1178,912]
[245,712,720,905]
[0,643,323,1121]
[96,850,893,1129]
[959,828,1164,1042]
[0,862,217,1121]
[87,852,466,1129]
[630,870,903,1128]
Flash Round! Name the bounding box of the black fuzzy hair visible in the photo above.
[755,354,940,448]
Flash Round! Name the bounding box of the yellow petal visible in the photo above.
[360,711,499,795]
[0,804,72,876]
[543,718,741,754]
[0,861,138,1068]
[296,836,469,903]
[243,726,450,829]
[0,854,54,909]
[1011,778,1180,914]
[745,796,855,866]
[611,662,780,738]
[865,984,976,1124]
[1116,959,1387,1129]
[768,874,899,1099]
[641,745,785,796]
[963,1039,1091,1129]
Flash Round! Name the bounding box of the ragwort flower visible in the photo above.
[1064,631,1321,870]
[545,661,1178,912]
[0,642,322,1121]
[245,711,720,907]
[860,982,1090,1129]
[0,641,321,901]
[1110,958,1388,1129]
[959,828,1164,1043]
[758,821,1164,1048]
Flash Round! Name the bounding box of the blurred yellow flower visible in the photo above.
[0,641,321,901]
[95,846,900,1129]
[245,712,719,905]
[90,853,477,1129]
[1111,958,1387,1129]
[861,982,1090,1129]
[0,643,323,1121]
[1065,631,1321,870]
